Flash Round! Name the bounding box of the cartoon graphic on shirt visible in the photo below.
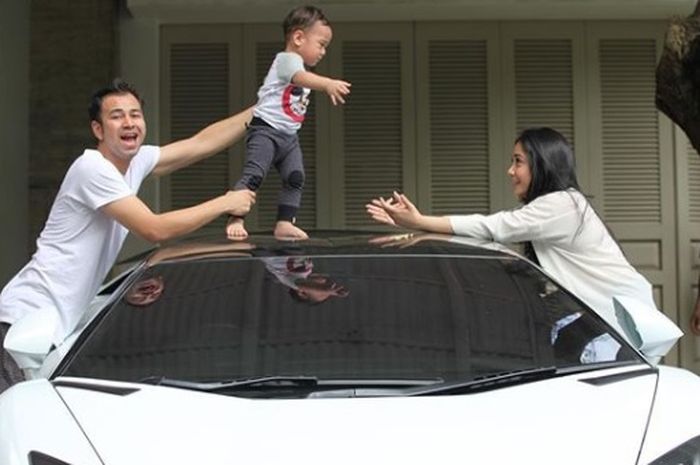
[282,85,309,123]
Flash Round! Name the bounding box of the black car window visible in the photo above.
[59,255,642,385]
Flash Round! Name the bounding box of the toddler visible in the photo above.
[227,5,351,240]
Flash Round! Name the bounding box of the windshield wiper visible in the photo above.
[138,375,319,392]
[404,366,559,396]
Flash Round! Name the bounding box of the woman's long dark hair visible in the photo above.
[516,127,580,203]
[514,128,583,263]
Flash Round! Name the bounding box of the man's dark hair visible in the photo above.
[282,5,329,40]
[88,78,144,123]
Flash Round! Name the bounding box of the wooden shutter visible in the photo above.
[687,141,700,314]
[168,42,230,231]
[589,26,677,365]
[341,40,404,227]
[689,143,700,223]
[514,39,575,144]
[599,39,660,223]
[427,39,490,215]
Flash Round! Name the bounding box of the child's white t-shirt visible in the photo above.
[254,52,311,134]
[0,145,159,344]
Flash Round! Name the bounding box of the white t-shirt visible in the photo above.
[253,52,311,134]
[448,189,667,335]
[0,145,159,343]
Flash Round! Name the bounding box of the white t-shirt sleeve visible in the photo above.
[72,154,133,210]
[275,52,305,83]
[129,145,160,185]
[449,191,583,244]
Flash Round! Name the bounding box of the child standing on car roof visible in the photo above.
[226,5,351,241]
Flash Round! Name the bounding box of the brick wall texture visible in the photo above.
[29,0,118,248]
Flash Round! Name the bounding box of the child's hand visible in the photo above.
[325,78,351,105]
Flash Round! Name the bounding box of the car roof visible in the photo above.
[140,230,523,267]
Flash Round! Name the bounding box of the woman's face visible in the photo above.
[507,142,532,201]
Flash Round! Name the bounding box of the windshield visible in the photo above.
[58,254,642,390]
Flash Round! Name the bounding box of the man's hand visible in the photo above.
[324,78,351,105]
[223,190,256,217]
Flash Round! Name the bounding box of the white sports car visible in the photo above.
[1,232,698,465]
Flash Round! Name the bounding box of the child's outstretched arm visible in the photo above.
[292,70,351,105]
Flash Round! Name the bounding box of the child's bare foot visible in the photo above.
[226,216,248,241]
[274,220,308,240]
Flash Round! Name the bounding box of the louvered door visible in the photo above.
[501,23,588,205]
[160,25,244,234]
[328,24,415,228]
[167,43,229,233]
[415,23,500,216]
[513,39,575,142]
[586,23,678,363]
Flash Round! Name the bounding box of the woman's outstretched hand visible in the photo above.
[366,192,422,229]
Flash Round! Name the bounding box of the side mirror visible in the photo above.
[613,296,683,364]
[3,310,58,372]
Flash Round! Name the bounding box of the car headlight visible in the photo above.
[28,451,73,465]
[648,435,700,465]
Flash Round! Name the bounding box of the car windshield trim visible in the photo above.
[138,375,320,391]
[404,362,644,397]
[137,375,444,393]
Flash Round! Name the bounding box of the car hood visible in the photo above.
[56,367,656,465]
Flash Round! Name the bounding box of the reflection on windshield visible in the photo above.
[125,276,165,307]
[263,256,349,305]
[61,254,641,389]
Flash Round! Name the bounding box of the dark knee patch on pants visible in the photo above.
[244,175,264,191]
[286,170,305,190]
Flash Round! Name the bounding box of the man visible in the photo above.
[691,274,700,336]
[0,79,255,392]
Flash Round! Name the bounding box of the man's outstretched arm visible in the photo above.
[101,190,255,243]
[153,106,254,177]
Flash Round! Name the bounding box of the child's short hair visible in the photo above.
[283,5,329,41]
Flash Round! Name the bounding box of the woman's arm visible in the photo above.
[368,190,583,244]
[366,192,453,233]
[450,191,583,243]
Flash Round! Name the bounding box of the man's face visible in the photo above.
[91,92,146,164]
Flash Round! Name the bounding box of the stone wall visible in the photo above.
[29,0,119,247]
[0,0,29,286]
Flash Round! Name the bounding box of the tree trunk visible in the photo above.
[656,0,700,154]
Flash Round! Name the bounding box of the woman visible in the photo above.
[366,127,681,348]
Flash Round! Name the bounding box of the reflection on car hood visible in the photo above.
[55,367,656,465]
